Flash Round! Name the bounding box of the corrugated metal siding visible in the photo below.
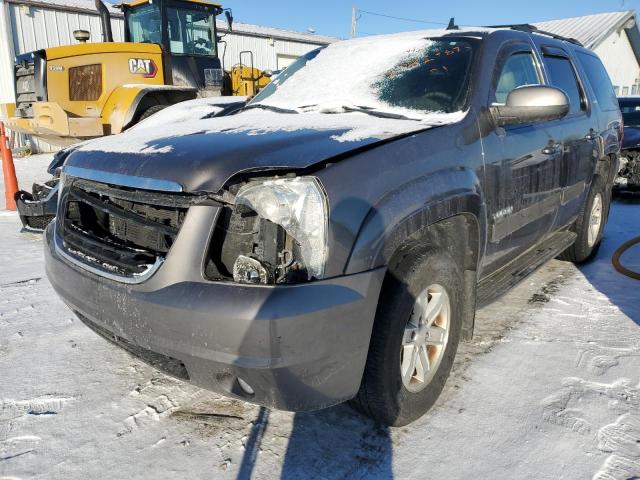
[0,1,16,103]
[9,2,124,53]
[219,33,324,71]
[533,11,633,49]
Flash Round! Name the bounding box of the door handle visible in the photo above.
[542,143,561,155]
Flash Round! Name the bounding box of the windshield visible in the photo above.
[127,4,162,45]
[619,99,640,127]
[251,35,477,117]
[167,5,217,56]
[127,3,217,56]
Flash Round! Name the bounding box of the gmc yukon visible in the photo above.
[45,26,621,426]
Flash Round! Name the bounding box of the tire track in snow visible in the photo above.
[542,374,640,479]
[0,395,77,420]
[117,376,209,437]
[0,436,41,462]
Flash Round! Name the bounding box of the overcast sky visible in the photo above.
[215,0,640,38]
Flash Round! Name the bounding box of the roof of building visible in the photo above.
[6,0,337,44]
[532,10,636,49]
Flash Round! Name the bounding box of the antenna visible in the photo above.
[446,17,458,30]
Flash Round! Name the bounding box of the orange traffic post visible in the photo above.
[0,122,19,210]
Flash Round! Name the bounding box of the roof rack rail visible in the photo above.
[486,23,583,46]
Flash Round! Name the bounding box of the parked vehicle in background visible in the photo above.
[617,96,640,191]
[44,25,621,426]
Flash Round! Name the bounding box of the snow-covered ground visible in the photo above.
[0,156,639,479]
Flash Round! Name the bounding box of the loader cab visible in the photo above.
[123,0,226,95]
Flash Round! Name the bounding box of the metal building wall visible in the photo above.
[219,33,323,72]
[8,2,124,54]
[0,0,16,104]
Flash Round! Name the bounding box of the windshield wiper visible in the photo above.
[302,104,420,121]
[243,104,299,114]
[341,105,421,121]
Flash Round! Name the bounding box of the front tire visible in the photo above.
[559,177,608,263]
[350,247,463,426]
[138,104,167,122]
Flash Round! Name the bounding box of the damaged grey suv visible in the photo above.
[45,25,621,426]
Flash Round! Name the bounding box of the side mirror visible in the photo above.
[490,85,569,127]
[225,10,234,32]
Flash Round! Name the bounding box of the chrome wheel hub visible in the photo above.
[588,193,603,248]
[400,284,451,393]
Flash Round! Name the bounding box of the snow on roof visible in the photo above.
[8,0,337,44]
[533,11,636,49]
[217,21,336,45]
[8,0,122,15]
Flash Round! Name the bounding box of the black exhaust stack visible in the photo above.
[95,0,113,42]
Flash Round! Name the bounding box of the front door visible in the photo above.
[481,43,564,272]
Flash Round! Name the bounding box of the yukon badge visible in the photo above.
[128,58,157,78]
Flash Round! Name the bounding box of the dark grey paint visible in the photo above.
[47,28,621,411]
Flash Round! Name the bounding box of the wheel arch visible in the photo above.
[345,167,487,275]
[345,174,487,340]
[595,152,619,187]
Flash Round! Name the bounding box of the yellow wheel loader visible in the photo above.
[0,0,272,148]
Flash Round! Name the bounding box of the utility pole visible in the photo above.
[351,6,357,38]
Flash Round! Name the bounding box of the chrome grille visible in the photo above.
[58,178,190,279]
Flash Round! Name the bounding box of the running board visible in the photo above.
[476,231,577,308]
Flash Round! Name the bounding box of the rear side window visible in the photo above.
[543,55,584,114]
[494,52,540,104]
[576,52,618,111]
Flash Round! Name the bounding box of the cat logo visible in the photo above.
[128,58,158,78]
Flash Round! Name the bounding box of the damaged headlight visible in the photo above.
[205,176,329,285]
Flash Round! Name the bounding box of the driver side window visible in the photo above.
[494,52,541,104]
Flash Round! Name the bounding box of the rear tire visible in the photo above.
[558,177,607,263]
[350,246,463,426]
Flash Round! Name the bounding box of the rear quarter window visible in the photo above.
[576,52,618,111]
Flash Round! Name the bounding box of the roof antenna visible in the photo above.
[447,17,458,30]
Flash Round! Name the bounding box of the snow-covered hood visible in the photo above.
[65,109,465,193]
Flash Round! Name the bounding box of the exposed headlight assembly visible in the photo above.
[206,177,328,285]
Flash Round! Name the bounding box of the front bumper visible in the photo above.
[44,218,385,411]
[15,180,59,231]
[2,102,103,147]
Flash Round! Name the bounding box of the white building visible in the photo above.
[534,10,640,96]
[0,0,336,104]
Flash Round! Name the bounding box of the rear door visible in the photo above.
[481,42,564,272]
[539,46,597,229]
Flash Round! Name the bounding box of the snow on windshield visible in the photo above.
[256,29,476,119]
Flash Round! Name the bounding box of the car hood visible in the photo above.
[66,110,465,193]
